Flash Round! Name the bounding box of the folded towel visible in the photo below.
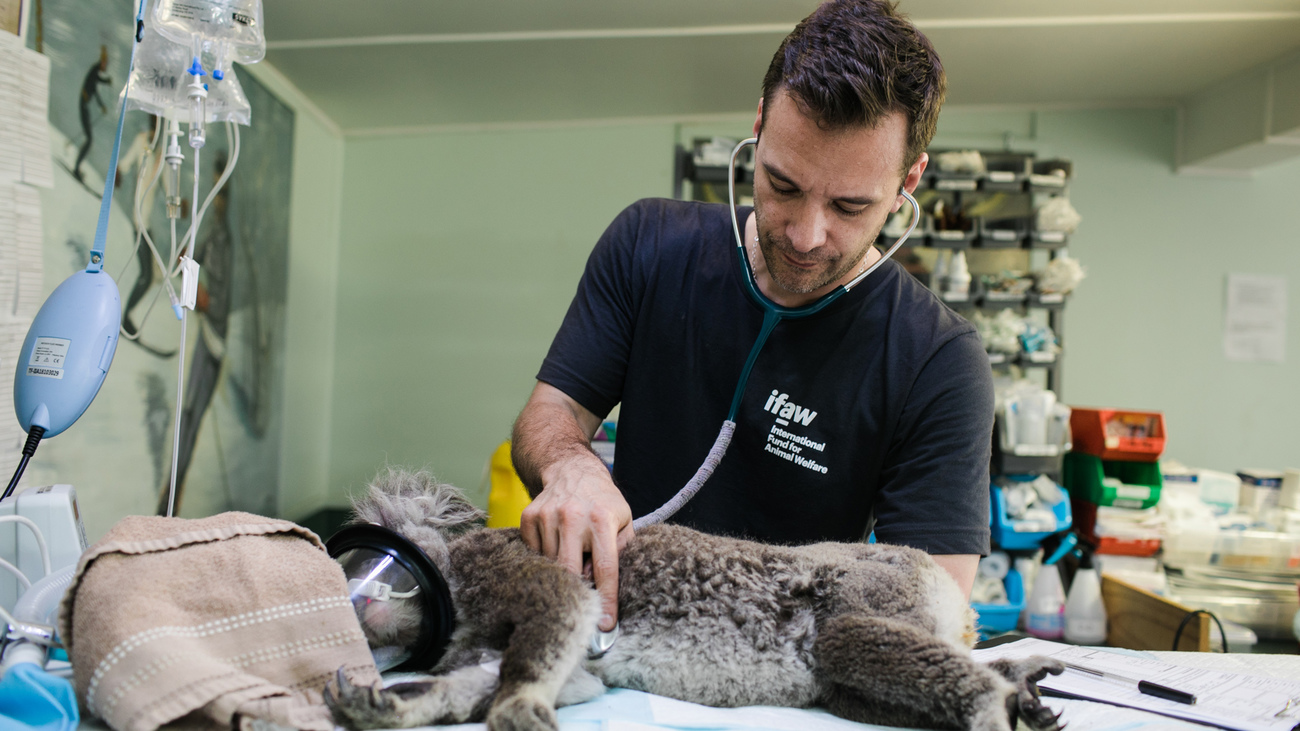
[58,512,381,731]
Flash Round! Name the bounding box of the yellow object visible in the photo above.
[486,440,532,528]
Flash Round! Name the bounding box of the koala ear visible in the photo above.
[350,467,485,535]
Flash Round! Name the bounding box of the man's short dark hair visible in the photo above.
[761,0,946,172]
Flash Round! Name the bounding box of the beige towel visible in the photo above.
[58,512,381,731]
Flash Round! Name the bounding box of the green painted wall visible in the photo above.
[326,107,1299,511]
[244,64,347,522]
[329,125,675,506]
[1025,109,1298,474]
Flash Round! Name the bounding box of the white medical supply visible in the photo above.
[1025,562,1065,640]
[1064,553,1107,645]
[1162,463,1241,516]
[1035,196,1081,234]
[1037,254,1086,295]
[1280,468,1300,511]
[934,150,986,175]
[945,251,971,300]
[1238,469,1285,518]
[979,551,1011,580]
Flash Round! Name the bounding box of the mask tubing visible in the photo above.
[633,420,735,530]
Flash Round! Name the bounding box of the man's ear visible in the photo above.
[894,152,929,211]
[752,97,764,139]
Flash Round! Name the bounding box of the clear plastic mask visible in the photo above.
[335,547,429,671]
[326,524,457,673]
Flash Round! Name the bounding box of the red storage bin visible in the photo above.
[1069,408,1165,462]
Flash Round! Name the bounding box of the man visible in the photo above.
[512,0,993,634]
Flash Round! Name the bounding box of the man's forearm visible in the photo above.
[511,385,604,498]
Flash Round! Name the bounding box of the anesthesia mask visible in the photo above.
[326,524,456,672]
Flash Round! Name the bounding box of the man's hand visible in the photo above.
[519,455,632,631]
[512,382,633,632]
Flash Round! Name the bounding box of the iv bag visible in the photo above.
[152,0,265,66]
[125,18,251,125]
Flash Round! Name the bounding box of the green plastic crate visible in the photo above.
[1063,452,1163,509]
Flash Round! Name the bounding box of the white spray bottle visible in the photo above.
[1064,548,1107,645]
[1025,533,1076,640]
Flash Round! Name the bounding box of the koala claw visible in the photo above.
[989,656,1066,731]
[487,694,559,731]
[325,666,401,730]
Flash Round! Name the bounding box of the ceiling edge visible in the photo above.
[343,111,757,138]
[340,99,1182,138]
[268,12,1300,51]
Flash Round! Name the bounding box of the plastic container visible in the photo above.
[1162,465,1241,516]
[974,217,1028,248]
[978,152,1031,192]
[972,569,1026,638]
[1025,562,1066,639]
[1028,159,1072,191]
[992,421,1064,476]
[1063,452,1163,509]
[1167,585,1299,640]
[1069,408,1166,462]
[1163,527,1300,573]
[930,171,979,191]
[990,483,1073,550]
[926,213,975,248]
[1064,555,1107,645]
[1238,469,1285,517]
[944,251,971,300]
[1027,219,1069,249]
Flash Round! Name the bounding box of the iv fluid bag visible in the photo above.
[153,0,265,65]
[126,18,251,125]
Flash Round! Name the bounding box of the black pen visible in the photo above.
[1063,662,1198,705]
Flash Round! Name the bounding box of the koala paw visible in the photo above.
[487,693,559,731]
[989,656,1066,731]
[324,667,433,730]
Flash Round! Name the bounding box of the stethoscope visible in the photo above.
[631,137,922,530]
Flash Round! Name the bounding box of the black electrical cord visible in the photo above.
[2,426,45,501]
[1172,609,1228,653]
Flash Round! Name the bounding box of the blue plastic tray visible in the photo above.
[972,568,1025,637]
[990,483,1073,550]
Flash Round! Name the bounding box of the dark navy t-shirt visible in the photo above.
[538,198,993,554]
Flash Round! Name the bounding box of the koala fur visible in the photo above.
[326,469,1063,731]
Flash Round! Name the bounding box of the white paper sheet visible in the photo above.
[1224,274,1287,363]
[973,638,1300,731]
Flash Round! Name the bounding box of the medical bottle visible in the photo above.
[946,251,971,299]
[1025,557,1065,639]
[930,249,950,294]
[1064,550,1107,645]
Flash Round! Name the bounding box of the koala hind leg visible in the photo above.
[486,588,600,731]
[325,664,498,729]
[814,615,1021,731]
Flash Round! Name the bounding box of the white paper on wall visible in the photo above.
[1223,274,1287,364]
[0,29,50,480]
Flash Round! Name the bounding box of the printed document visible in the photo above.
[973,638,1300,731]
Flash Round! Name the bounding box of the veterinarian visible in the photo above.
[512,0,993,633]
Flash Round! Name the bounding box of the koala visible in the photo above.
[325,469,1064,731]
